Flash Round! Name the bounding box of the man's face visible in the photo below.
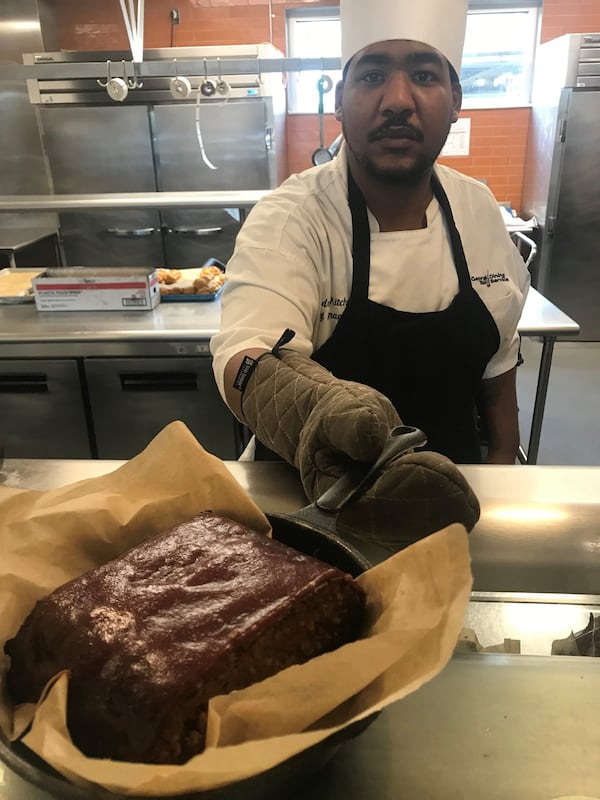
[336,39,462,184]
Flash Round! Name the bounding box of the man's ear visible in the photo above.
[451,82,462,123]
[334,80,344,121]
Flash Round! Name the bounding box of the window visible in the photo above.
[286,7,343,115]
[461,5,540,107]
[286,2,541,113]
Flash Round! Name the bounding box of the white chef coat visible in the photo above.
[211,145,530,400]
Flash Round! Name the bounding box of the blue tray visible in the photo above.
[159,259,226,302]
[161,285,225,303]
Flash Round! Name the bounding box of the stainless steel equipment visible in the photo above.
[0,0,59,240]
[0,297,242,461]
[0,359,91,458]
[522,32,600,340]
[22,44,287,268]
[83,356,239,460]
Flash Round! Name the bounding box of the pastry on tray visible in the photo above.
[157,266,226,296]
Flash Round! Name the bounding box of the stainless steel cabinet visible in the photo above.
[160,208,241,269]
[83,357,238,460]
[39,105,163,267]
[0,359,91,457]
[31,47,286,269]
[522,33,600,340]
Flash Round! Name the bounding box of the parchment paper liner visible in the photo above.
[0,420,472,796]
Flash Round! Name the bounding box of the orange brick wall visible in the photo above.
[540,0,600,43]
[54,1,321,53]
[286,114,342,176]
[53,0,600,211]
[437,109,531,207]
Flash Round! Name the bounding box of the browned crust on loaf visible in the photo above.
[5,512,366,763]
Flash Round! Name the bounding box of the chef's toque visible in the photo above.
[341,0,468,75]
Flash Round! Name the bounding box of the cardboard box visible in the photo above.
[32,267,160,312]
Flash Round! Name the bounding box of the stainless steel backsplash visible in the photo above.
[0,0,58,229]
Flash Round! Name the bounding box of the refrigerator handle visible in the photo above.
[105,228,159,237]
[119,371,199,392]
[169,227,223,236]
[0,373,49,392]
[265,125,274,151]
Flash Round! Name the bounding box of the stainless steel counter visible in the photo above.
[0,287,576,351]
[0,300,222,357]
[1,459,600,800]
[2,459,600,596]
[0,228,60,270]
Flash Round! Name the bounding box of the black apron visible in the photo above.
[256,169,500,464]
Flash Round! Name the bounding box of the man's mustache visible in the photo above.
[369,121,424,142]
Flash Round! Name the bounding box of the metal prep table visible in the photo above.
[516,286,579,463]
[0,286,579,464]
[0,228,61,270]
[1,458,600,800]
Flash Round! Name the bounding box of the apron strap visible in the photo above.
[431,172,473,292]
[347,168,371,301]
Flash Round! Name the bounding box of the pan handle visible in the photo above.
[315,425,427,514]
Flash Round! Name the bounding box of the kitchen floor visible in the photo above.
[517,337,600,466]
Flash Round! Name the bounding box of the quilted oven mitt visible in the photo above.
[242,346,400,499]
[336,451,480,550]
[241,339,480,545]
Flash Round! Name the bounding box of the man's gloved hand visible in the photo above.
[336,451,481,551]
[241,348,401,499]
[241,342,481,549]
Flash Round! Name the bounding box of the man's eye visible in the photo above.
[360,70,384,83]
[413,70,438,83]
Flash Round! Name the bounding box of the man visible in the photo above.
[211,0,529,544]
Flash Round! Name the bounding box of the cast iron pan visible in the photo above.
[0,426,426,800]
[268,424,428,565]
[0,528,372,800]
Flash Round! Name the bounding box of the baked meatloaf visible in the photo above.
[5,512,366,764]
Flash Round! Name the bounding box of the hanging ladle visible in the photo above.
[312,68,334,165]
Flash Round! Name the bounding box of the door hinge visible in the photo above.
[558,118,567,143]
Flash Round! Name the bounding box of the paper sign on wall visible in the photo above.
[441,117,471,157]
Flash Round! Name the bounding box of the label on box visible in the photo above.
[33,271,160,312]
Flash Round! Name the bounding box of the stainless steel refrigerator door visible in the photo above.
[154,100,273,266]
[153,98,276,267]
[39,106,163,266]
[541,90,600,340]
[160,207,241,268]
[0,359,91,458]
[83,356,239,460]
[153,99,274,191]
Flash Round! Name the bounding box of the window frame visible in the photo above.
[285,1,542,114]
[285,6,343,117]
